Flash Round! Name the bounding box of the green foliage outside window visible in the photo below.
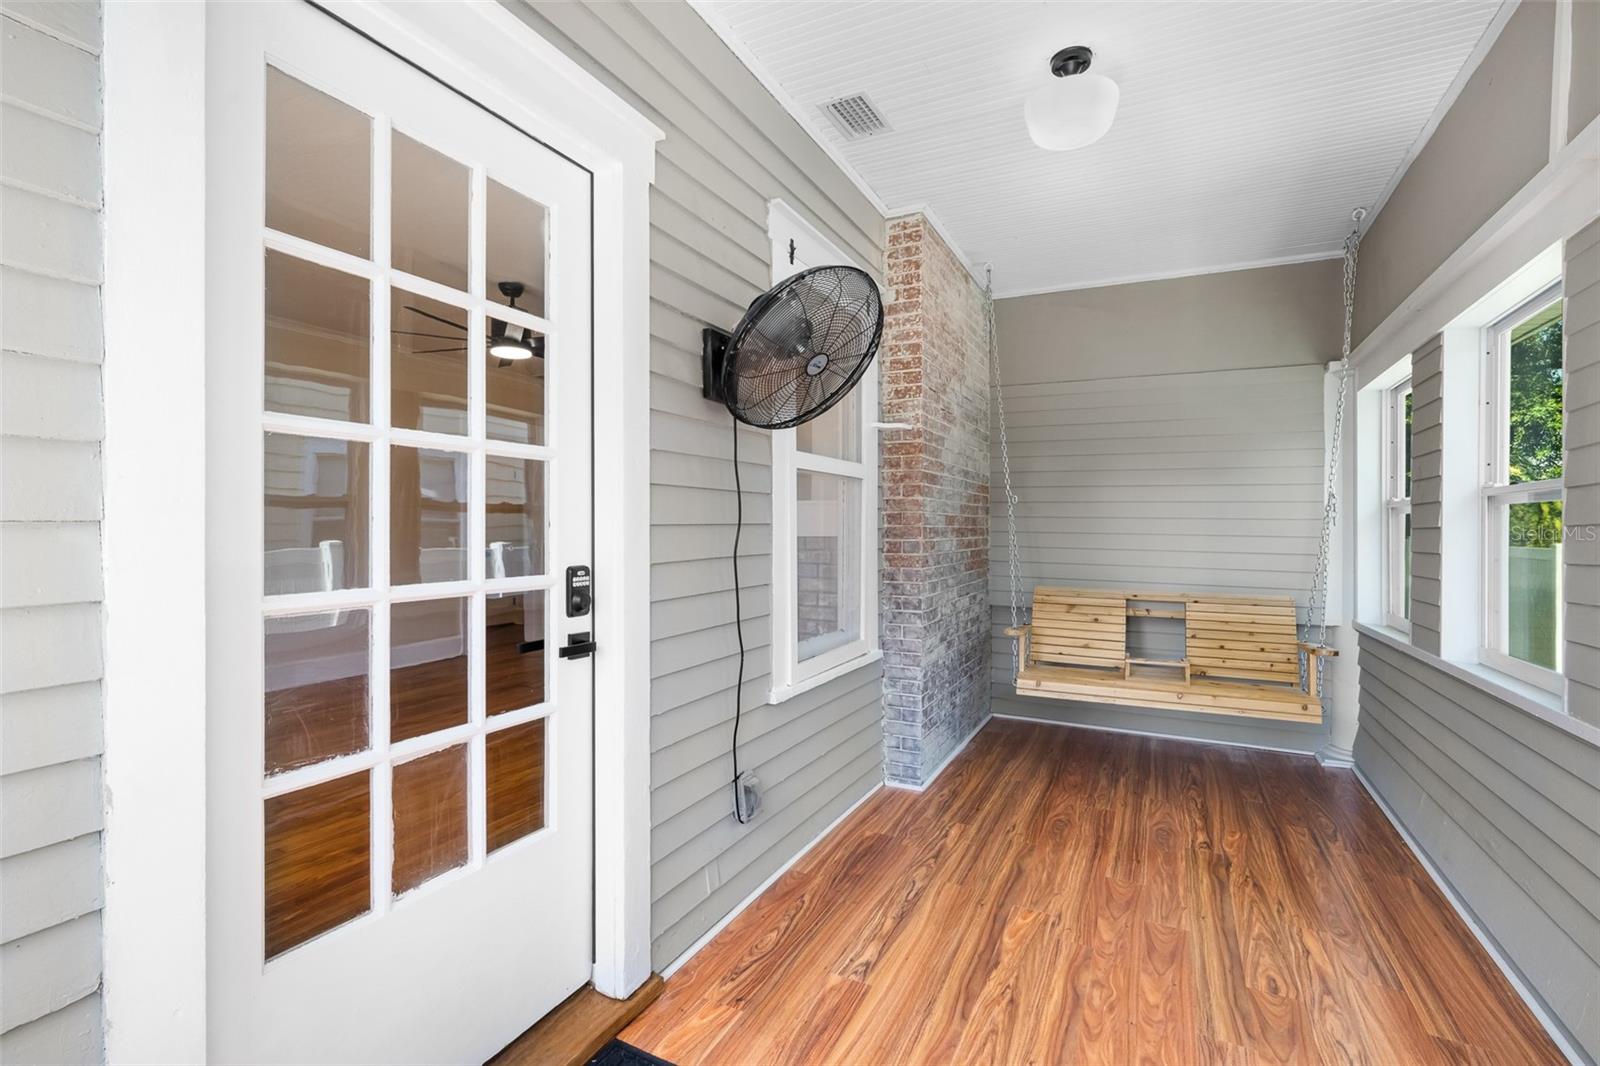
[1508,305,1563,549]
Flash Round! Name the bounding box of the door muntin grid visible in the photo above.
[260,64,561,960]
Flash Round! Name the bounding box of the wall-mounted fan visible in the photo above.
[701,264,885,825]
[702,265,884,428]
[398,280,544,367]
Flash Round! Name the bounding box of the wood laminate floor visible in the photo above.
[622,719,1560,1065]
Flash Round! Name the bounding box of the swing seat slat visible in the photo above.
[1008,587,1335,724]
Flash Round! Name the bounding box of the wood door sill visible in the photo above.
[489,975,664,1066]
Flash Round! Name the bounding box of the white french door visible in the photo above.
[206,3,593,1061]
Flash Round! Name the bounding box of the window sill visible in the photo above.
[1359,620,1412,646]
[768,649,883,705]
[1378,618,1412,638]
[1352,621,1598,747]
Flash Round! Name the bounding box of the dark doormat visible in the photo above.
[587,1039,675,1066]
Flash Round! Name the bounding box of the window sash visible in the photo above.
[795,448,867,479]
[773,432,878,695]
[1381,379,1412,630]
[1479,283,1564,692]
[1483,283,1562,489]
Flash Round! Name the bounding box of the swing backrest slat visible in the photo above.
[1028,588,1127,670]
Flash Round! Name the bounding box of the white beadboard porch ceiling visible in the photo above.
[695,0,1507,297]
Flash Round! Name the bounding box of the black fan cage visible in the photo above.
[719,265,884,430]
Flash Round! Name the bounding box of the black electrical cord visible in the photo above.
[730,415,750,824]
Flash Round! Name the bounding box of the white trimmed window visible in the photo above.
[1481,283,1564,690]
[1382,376,1413,630]
[766,201,881,702]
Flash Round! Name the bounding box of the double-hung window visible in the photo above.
[766,201,880,701]
[1482,283,1564,689]
[1382,377,1413,629]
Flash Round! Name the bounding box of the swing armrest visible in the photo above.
[1298,642,1338,657]
[1005,625,1031,668]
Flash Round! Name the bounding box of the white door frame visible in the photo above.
[101,3,661,1060]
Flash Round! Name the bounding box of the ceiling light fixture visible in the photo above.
[489,322,538,361]
[1025,46,1119,151]
[488,281,543,362]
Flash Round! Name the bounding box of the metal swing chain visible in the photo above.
[1305,208,1366,689]
[986,266,1026,678]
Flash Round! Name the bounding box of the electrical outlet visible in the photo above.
[735,771,762,821]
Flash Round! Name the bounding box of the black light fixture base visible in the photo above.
[702,327,732,401]
[1050,45,1093,77]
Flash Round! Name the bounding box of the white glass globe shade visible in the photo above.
[1025,73,1120,150]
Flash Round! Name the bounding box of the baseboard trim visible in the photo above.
[991,711,1317,760]
[1315,744,1355,768]
[885,715,990,793]
[1352,765,1586,1065]
[659,779,884,981]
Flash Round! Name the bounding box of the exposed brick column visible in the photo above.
[879,215,992,786]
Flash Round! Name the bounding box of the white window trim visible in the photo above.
[766,200,882,704]
[1354,353,1410,632]
[1356,248,1575,716]
[1381,376,1413,632]
[1479,283,1565,694]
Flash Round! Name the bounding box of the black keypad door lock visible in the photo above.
[566,564,592,617]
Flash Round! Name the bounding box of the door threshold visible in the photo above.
[490,975,665,1066]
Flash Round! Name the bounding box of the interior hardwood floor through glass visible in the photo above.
[263,618,545,773]
[622,719,1562,1066]
[263,770,371,959]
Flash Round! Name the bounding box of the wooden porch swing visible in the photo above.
[983,209,1366,728]
[1004,588,1335,724]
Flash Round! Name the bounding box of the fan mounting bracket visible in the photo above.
[702,327,732,402]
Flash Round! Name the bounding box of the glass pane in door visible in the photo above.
[264,771,371,958]
[485,456,543,575]
[265,251,370,423]
[391,745,468,895]
[265,609,370,774]
[264,433,370,594]
[391,447,468,585]
[485,313,545,445]
[486,719,545,851]
[390,597,469,742]
[391,290,469,435]
[486,591,545,716]
[486,178,547,318]
[265,67,370,258]
[391,131,469,290]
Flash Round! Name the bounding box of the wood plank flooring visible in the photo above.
[621,719,1561,1065]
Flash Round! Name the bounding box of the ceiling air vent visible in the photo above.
[821,93,891,140]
